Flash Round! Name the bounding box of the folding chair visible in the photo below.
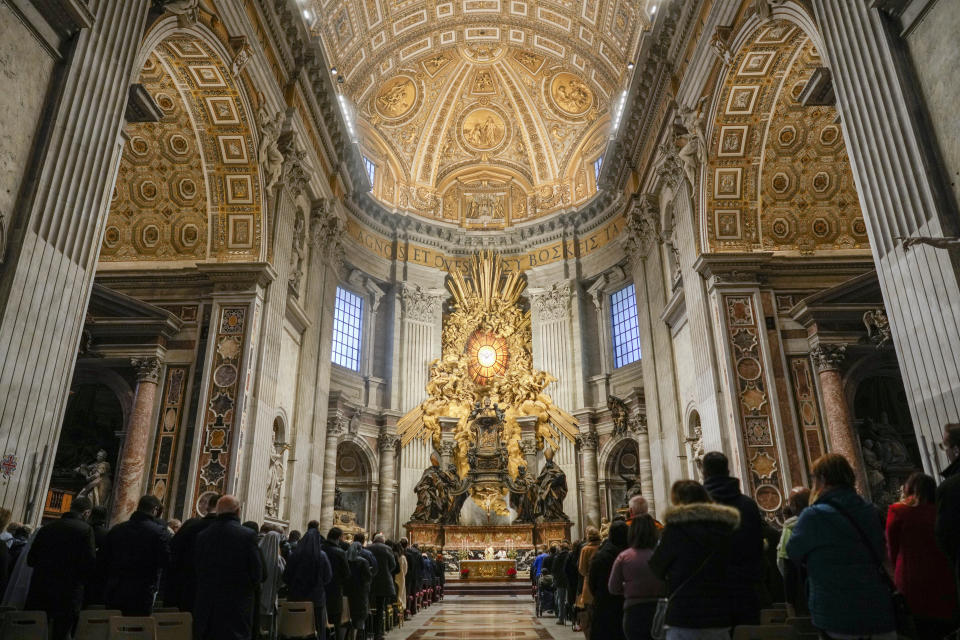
[0,611,47,640]
[108,617,157,640]
[277,601,316,640]
[75,610,122,640]
[732,625,800,640]
[152,612,191,640]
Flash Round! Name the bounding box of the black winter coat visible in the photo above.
[649,502,740,629]
[704,476,764,592]
[565,542,584,604]
[937,459,960,601]
[404,547,421,596]
[368,542,397,599]
[163,513,216,610]
[588,521,628,640]
[321,538,350,623]
[345,549,373,624]
[103,511,171,615]
[25,512,96,615]
[194,514,263,640]
[283,530,333,611]
[553,550,570,590]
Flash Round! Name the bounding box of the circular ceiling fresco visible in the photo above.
[309,0,651,228]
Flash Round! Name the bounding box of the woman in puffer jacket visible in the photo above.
[608,515,665,640]
[649,480,740,640]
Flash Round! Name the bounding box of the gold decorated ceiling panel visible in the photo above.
[101,35,263,264]
[705,22,869,254]
[311,0,648,227]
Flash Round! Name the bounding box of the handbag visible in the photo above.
[820,499,915,638]
[651,550,715,640]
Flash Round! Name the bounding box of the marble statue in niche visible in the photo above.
[76,449,112,507]
[265,439,290,518]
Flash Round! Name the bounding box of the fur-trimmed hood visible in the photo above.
[662,502,741,529]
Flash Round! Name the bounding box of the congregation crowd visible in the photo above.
[527,423,960,640]
[0,493,444,640]
[4,423,960,640]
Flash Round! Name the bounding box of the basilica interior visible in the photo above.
[2,0,960,630]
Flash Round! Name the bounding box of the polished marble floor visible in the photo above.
[390,594,583,640]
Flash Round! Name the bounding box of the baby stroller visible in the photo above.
[535,570,556,618]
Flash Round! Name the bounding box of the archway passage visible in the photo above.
[45,383,124,520]
[335,440,374,537]
[604,438,640,519]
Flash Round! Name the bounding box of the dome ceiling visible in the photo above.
[309,0,650,228]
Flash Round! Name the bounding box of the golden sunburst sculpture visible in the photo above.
[397,251,578,479]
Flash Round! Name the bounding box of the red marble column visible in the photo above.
[811,345,869,493]
[111,357,161,524]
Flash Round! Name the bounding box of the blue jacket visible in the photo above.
[786,487,895,635]
[533,552,548,578]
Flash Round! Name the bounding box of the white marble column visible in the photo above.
[320,411,346,531]
[377,429,399,537]
[577,431,601,529]
[0,0,151,523]
[812,0,960,472]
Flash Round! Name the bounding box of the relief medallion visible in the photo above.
[376,76,418,119]
[550,72,593,117]
[461,108,507,151]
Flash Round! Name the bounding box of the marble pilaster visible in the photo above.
[320,411,346,530]
[0,0,151,523]
[577,431,601,528]
[377,430,399,536]
[112,357,161,524]
[812,0,960,473]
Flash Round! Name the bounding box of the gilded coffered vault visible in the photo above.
[706,21,867,253]
[310,0,651,227]
[101,35,263,263]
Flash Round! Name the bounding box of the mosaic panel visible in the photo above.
[723,294,784,515]
[149,365,189,507]
[191,306,247,514]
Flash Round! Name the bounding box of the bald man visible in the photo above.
[194,496,263,640]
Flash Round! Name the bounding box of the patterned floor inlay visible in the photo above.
[390,595,582,640]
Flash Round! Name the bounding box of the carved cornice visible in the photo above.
[810,344,847,373]
[196,262,276,293]
[131,357,162,384]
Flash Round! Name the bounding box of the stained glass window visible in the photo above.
[331,287,363,371]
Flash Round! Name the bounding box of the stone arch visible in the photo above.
[601,437,640,518]
[100,22,264,265]
[702,17,868,254]
[336,438,377,530]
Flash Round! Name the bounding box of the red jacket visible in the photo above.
[886,502,957,620]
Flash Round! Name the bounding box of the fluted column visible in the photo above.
[0,0,151,523]
[377,430,399,537]
[636,425,655,516]
[320,412,345,530]
[577,431,601,529]
[812,0,960,473]
[810,345,869,493]
[112,358,161,523]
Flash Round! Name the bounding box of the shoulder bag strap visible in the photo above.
[818,498,894,589]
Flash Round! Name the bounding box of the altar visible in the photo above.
[460,559,516,580]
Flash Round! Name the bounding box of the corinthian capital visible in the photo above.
[576,430,599,451]
[327,410,347,439]
[810,344,847,373]
[310,199,345,269]
[378,429,400,452]
[131,357,161,383]
[623,193,661,263]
